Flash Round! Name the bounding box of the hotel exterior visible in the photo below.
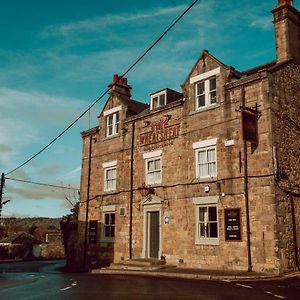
[77,0,300,274]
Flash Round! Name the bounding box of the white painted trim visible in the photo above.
[142,200,162,259]
[102,160,117,168]
[190,67,220,84]
[101,205,116,212]
[143,150,162,160]
[193,138,217,149]
[150,90,166,110]
[103,105,122,116]
[193,196,219,205]
[225,139,235,147]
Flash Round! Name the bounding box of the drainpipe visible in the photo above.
[129,121,135,259]
[290,194,299,270]
[241,86,253,272]
[83,135,93,270]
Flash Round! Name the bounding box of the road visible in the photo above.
[0,260,299,299]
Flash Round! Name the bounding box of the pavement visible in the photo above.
[91,263,300,281]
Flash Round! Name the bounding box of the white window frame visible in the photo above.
[143,150,162,185]
[103,161,117,192]
[190,67,220,110]
[193,196,219,245]
[193,138,217,179]
[150,91,166,110]
[104,106,122,137]
[101,205,116,243]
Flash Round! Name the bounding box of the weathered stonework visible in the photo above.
[76,0,300,274]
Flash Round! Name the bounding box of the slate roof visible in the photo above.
[0,232,42,245]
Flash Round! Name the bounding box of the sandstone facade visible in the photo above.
[77,0,300,273]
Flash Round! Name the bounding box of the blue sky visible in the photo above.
[0,0,296,218]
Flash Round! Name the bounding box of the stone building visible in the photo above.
[77,0,300,274]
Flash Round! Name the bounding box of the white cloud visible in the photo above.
[250,16,273,30]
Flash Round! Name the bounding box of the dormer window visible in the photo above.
[190,67,220,111]
[103,105,122,137]
[151,91,166,110]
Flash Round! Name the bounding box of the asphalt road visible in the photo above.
[0,260,299,299]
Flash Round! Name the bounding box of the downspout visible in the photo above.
[241,86,253,272]
[83,135,92,270]
[129,121,135,259]
[290,194,300,270]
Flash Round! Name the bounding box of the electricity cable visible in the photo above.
[5,0,199,176]
[5,177,79,191]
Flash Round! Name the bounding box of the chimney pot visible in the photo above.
[278,0,293,5]
[113,74,118,82]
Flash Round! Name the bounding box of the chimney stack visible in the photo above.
[272,0,300,63]
[109,74,131,98]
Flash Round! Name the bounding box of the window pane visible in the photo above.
[199,223,206,237]
[209,78,216,91]
[154,159,161,170]
[198,151,206,164]
[208,207,217,221]
[148,160,154,172]
[199,164,208,177]
[207,149,215,162]
[111,213,115,225]
[104,226,110,237]
[209,223,218,238]
[210,91,217,104]
[105,214,109,224]
[197,82,205,95]
[209,162,216,176]
[111,226,115,237]
[115,112,119,123]
[199,207,207,222]
[153,97,158,109]
[198,95,206,107]
[159,94,166,106]
[107,115,113,125]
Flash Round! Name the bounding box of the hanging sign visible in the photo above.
[241,108,258,144]
[224,208,241,241]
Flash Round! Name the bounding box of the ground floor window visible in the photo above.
[193,196,219,245]
[101,205,116,242]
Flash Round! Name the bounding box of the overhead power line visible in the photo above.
[5,177,80,191]
[5,0,199,176]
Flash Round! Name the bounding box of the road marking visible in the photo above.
[273,295,285,299]
[264,291,273,295]
[60,286,72,291]
[235,283,253,289]
[71,281,77,286]
[222,280,231,282]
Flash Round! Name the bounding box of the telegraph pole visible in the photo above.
[0,173,5,217]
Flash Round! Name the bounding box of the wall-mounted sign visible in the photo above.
[89,220,98,244]
[241,108,258,144]
[224,208,241,241]
[164,216,170,225]
[139,115,181,149]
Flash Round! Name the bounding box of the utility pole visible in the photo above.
[0,173,5,217]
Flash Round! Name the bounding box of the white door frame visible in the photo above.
[142,195,163,259]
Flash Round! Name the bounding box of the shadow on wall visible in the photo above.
[61,220,115,272]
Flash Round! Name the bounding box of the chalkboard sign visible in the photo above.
[224,209,241,241]
[89,220,98,243]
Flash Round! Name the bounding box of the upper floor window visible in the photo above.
[143,150,162,185]
[195,77,216,109]
[193,138,217,179]
[103,106,122,137]
[190,67,220,111]
[150,91,166,110]
[103,161,117,192]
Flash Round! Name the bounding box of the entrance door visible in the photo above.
[149,211,159,258]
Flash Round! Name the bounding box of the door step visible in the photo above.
[103,258,174,272]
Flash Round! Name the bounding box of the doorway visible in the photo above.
[148,211,160,258]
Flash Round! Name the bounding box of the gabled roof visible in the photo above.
[183,49,242,85]
[0,232,42,245]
